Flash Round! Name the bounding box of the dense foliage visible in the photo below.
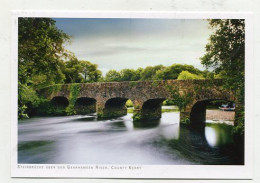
[18,18,71,118]
[200,19,245,135]
[104,64,209,82]
[18,18,71,88]
[200,19,245,103]
[63,59,102,83]
[18,18,102,119]
[177,71,204,80]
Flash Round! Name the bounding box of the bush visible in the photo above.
[162,99,175,106]
[177,71,204,80]
[125,99,133,107]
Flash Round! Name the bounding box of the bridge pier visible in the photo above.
[180,109,206,125]
[190,101,207,124]
[180,111,190,124]
[234,102,243,126]
[179,101,207,125]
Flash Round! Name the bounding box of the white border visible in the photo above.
[11,11,254,179]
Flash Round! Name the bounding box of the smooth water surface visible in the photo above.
[18,110,244,165]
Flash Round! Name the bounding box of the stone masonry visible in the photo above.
[39,79,237,125]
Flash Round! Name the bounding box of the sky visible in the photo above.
[54,18,213,75]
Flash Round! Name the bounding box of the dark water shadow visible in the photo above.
[133,119,160,129]
[78,120,128,134]
[109,120,126,127]
[18,140,54,151]
[152,123,244,165]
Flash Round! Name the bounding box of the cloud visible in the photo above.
[55,18,213,73]
[87,46,148,57]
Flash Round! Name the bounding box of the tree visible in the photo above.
[18,18,71,118]
[120,69,138,81]
[200,19,245,135]
[105,70,121,82]
[177,71,204,80]
[79,60,102,82]
[200,19,245,102]
[18,18,71,87]
[63,58,83,83]
[134,68,143,81]
[202,70,214,79]
[140,65,165,80]
[63,59,102,83]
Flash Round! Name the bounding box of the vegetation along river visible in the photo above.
[18,107,244,165]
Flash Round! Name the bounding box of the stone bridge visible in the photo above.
[39,79,237,125]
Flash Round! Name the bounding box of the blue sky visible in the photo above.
[54,18,213,74]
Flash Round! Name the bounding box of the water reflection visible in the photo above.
[18,111,243,165]
[205,124,234,147]
[205,127,217,147]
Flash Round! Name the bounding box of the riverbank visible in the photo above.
[206,109,235,125]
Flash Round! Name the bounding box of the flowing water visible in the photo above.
[18,108,244,165]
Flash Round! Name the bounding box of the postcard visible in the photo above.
[11,11,253,179]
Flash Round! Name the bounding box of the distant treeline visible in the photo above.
[103,64,213,82]
[62,61,214,84]
[52,60,214,85]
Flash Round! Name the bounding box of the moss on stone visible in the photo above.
[151,80,160,87]
[129,81,138,88]
[180,116,190,125]
[166,84,194,112]
[133,112,142,121]
[65,84,81,115]
[97,110,126,119]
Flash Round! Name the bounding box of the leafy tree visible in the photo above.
[18,18,71,118]
[200,19,245,135]
[200,19,245,102]
[79,60,102,82]
[177,71,204,80]
[63,59,102,83]
[202,70,214,79]
[213,70,225,79]
[134,68,143,81]
[63,58,83,83]
[120,69,139,81]
[140,65,165,80]
[105,70,121,82]
[18,18,71,87]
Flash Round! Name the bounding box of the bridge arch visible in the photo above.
[189,99,236,125]
[74,97,96,115]
[141,98,166,120]
[50,96,69,115]
[132,98,167,127]
[99,97,129,118]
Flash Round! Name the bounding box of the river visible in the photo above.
[18,107,244,165]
